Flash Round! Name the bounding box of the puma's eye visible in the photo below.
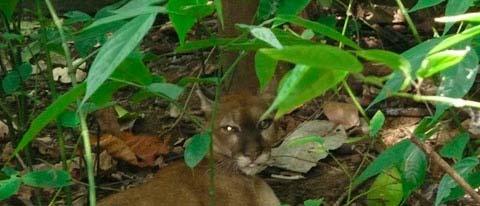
[258,119,273,129]
[222,125,239,133]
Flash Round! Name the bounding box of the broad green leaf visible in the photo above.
[265,65,347,118]
[257,0,279,22]
[303,199,323,206]
[0,0,18,20]
[176,3,214,18]
[57,110,80,128]
[167,0,211,45]
[111,52,153,86]
[369,38,445,107]
[113,0,165,14]
[353,140,411,186]
[2,72,21,94]
[367,168,403,206]
[443,0,475,35]
[90,81,126,107]
[22,169,71,188]
[184,132,211,168]
[356,50,411,89]
[259,45,362,73]
[430,25,480,54]
[435,157,479,206]
[369,110,385,138]
[0,176,21,201]
[146,83,184,100]
[255,52,278,90]
[409,0,445,12]
[446,172,480,201]
[250,27,283,49]
[277,0,310,16]
[84,6,164,30]
[436,12,480,23]
[82,13,156,105]
[433,48,478,120]
[15,84,86,155]
[276,15,360,50]
[440,132,470,160]
[400,144,427,197]
[417,48,470,78]
[64,11,92,25]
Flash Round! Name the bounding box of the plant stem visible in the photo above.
[394,0,421,43]
[79,112,96,206]
[394,92,480,109]
[342,81,369,121]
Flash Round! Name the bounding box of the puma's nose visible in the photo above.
[244,151,261,162]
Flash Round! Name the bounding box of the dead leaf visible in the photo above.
[92,132,169,167]
[98,150,116,171]
[270,120,347,173]
[52,67,86,83]
[0,120,9,142]
[32,136,59,158]
[1,142,13,162]
[323,101,359,129]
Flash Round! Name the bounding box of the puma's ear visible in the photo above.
[196,89,214,115]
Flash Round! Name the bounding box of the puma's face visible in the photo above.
[199,92,280,175]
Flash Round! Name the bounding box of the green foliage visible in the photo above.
[417,48,470,78]
[14,84,86,155]
[287,136,324,147]
[367,168,403,206]
[1,63,32,94]
[410,0,445,12]
[440,132,470,160]
[167,0,214,45]
[82,13,157,105]
[0,0,18,20]
[303,198,324,206]
[435,157,479,205]
[443,0,475,35]
[369,110,385,138]
[57,110,80,128]
[184,132,212,168]
[400,144,427,197]
[146,83,184,100]
[255,52,278,90]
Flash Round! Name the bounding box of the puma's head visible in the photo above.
[198,91,281,175]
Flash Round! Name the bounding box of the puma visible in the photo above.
[98,0,284,205]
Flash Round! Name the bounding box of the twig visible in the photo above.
[394,0,422,43]
[395,92,480,109]
[408,134,480,203]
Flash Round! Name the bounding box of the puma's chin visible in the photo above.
[239,164,268,176]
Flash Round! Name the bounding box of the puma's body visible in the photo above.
[97,160,279,206]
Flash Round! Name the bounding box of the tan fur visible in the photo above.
[98,93,281,206]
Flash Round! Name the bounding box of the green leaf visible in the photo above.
[89,81,126,107]
[249,27,283,49]
[369,38,445,107]
[440,132,470,160]
[257,0,279,22]
[184,132,211,168]
[146,83,184,100]
[113,0,165,14]
[435,157,479,206]
[84,6,164,31]
[176,3,215,18]
[356,49,411,89]
[265,65,347,118]
[443,0,475,35]
[430,25,480,54]
[0,176,21,201]
[409,0,445,12]
[167,0,211,45]
[446,172,480,201]
[417,48,470,78]
[353,140,411,186]
[22,169,71,188]
[64,10,92,25]
[303,199,323,206]
[400,144,427,197]
[433,48,478,120]
[436,12,480,23]
[367,168,403,206]
[277,0,310,16]
[276,15,360,50]
[0,0,18,20]
[2,72,21,94]
[255,52,278,90]
[15,84,86,155]
[82,13,156,105]
[111,52,153,86]
[259,45,362,73]
[369,110,385,138]
[57,110,80,128]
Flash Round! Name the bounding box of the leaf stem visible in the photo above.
[394,0,422,43]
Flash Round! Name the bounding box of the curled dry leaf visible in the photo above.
[1,142,14,163]
[91,132,170,167]
[52,67,87,84]
[0,120,9,141]
[323,101,359,129]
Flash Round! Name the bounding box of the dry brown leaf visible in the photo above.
[323,101,359,129]
[92,132,169,167]
[52,67,86,83]
[98,150,116,171]
[1,142,13,163]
